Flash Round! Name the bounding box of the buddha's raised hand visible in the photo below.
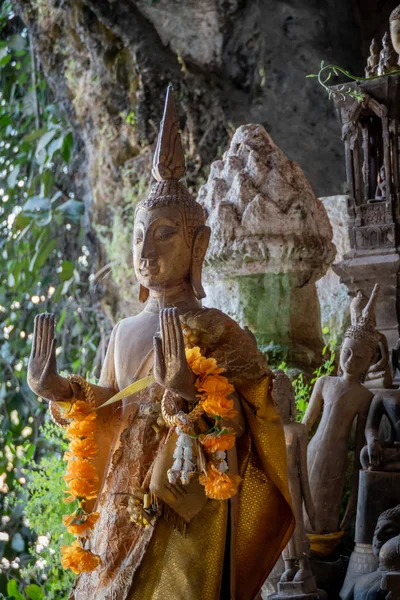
[153,308,197,402]
[28,313,70,401]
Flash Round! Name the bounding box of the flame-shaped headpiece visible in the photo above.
[136,86,206,241]
[345,284,380,348]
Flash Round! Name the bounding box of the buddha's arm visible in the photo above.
[298,426,316,529]
[301,377,324,432]
[341,408,368,530]
[369,335,389,372]
[365,394,385,445]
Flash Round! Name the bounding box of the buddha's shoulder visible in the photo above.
[183,307,270,380]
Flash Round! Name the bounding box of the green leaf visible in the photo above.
[23,127,46,143]
[25,443,35,460]
[306,73,317,78]
[0,54,11,67]
[29,238,57,272]
[61,131,73,162]
[6,581,25,600]
[36,128,57,155]
[0,114,12,128]
[21,195,51,215]
[56,199,84,219]
[322,327,329,334]
[60,260,74,282]
[25,584,45,600]
[7,165,20,189]
[320,60,325,69]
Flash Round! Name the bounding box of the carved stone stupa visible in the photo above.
[198,124,335,369]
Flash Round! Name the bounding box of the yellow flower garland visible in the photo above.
[59,375,101,574]
[185,347,242,500]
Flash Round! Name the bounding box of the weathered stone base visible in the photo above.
[339,544,378,600]
[268,576,327,599]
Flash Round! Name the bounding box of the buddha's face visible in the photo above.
[340,338,372,378]
[391,19,400,55]
[133,206,192,291]
[373,517,400,557]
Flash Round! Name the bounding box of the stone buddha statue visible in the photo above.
[390,6,400,67]
[270,371,324,600]
[302,287,379,543]
[353,506,400,600]
[360,385,400,471]
[349,288,392,389]
[374,167,387,203]
[365,39,379,77]
[378,32,398,76]
[27,87,294,600]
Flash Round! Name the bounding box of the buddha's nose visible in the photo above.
[140,235,156,261]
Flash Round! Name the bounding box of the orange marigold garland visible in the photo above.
[58,375,101,574]
[167,346,241,500]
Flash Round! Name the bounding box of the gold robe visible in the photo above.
[70,308,294,600]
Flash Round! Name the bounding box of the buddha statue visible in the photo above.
[374,167,387,203]
[302,286,379,544]
[349,288,392,389]
[360,384,400,471]
[390,6,400,67]
[270,371,324,600]
[27,87,294,600]
[377,32,398,76]
[353,506,400,600]
[365,39,379,77]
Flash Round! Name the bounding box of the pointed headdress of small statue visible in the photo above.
[135,86,210,302]
[345,284,380,349]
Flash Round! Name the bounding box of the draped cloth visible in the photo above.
[68,308,294,600]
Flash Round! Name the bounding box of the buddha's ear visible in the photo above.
[190,226,211,300]
[139,285,149,303]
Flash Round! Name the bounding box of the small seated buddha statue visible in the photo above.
[353,505,400,600]
[349,288,392,389]
[378,32,398,75]
[374,167,387,203]
[302,286,379,548]
[360,385,400,471]
[365,39,379,77]
[27,87,294,600]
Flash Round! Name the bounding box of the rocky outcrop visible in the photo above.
[316,196,351,341]
[198,124,336,368]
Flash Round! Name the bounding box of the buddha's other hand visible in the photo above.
[27,313,67,401]
[153,308,197,402]
[368,439,384,467]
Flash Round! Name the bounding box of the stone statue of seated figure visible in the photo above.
[360,388,400,471]
[350,289,392,390]
[354,505,400,600]
[374,166,387,202]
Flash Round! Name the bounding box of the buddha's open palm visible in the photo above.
[153,308,196,401]
[28,313,60,400]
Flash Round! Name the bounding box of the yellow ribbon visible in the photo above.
[95,374,156,410]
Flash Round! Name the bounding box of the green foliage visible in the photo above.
[306,60,400,102]
[0,6,102,598]
[278,331,337,422]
